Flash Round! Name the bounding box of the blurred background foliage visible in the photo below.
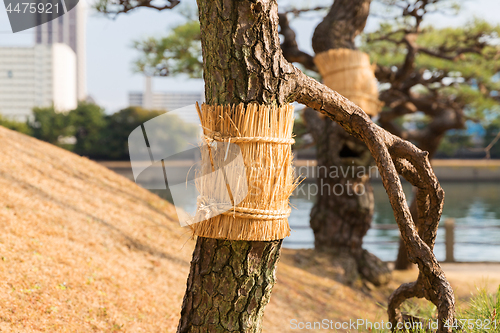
[0,103,198,160]
[132,20,202,78]
[1,14,499,161]
[362,19,500,123]
[1,101,498,159]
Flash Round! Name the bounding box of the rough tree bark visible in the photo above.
[177,0,456,331]
[178,238,282,332]
[178,0,296,331]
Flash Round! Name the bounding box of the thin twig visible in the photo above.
[469,131,500,159]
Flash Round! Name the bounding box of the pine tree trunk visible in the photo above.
[178,0,297,331]
[304,110,390,285]
[174,0,456,330]
[178,238,282,332]
[305,0,390,285]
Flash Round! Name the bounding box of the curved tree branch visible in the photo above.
[289,69,456,332]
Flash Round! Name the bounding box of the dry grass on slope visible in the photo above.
[264,249,388,332]
[0,126,391,332]
[0,126,194,332]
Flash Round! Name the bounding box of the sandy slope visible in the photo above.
[3,126,495,332]
[0,126,194,331]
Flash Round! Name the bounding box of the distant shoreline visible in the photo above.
[98,159,500,182]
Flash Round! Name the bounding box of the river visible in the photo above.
[149,181,500,262]
[284,182,500,262]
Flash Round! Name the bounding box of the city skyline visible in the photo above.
[0,44,77,118]
[1,0,499,113]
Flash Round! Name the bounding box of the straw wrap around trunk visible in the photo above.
[190,103,297,241]
[314,48,382,117]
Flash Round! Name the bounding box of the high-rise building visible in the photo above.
[35,1,86,100]
[0,44,77,119]
[128,76,204,125]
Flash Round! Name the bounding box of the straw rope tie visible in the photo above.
[196,196,291,221]
[192,102,296,240]
[204,132,295,145]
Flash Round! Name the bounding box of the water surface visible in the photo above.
[285,182,500,262]
[151,181,500,262]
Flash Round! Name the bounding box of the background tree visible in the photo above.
[280,0,500,272]
[97,0,457,331]
[362,1,500,269]
[132,20,202,77]
[68,105,198,160]
[280,0,392,286]
[0,115,32,136]
[131,1,391,286]
[69,102,108,157]
[3,103,197,161]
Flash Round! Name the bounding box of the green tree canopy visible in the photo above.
[132,20,202,78]
[29,106,72,146]
[100,106,198,160]
[69,102,108,157]
[363,19,500,127]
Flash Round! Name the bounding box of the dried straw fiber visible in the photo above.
[190,103,298,241]
[314,48,383,116]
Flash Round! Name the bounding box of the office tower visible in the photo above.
[0,44,77,119]
[128,76,204,125]
[35,1,86,101]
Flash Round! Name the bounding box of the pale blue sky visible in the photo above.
[1,0,500,112]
